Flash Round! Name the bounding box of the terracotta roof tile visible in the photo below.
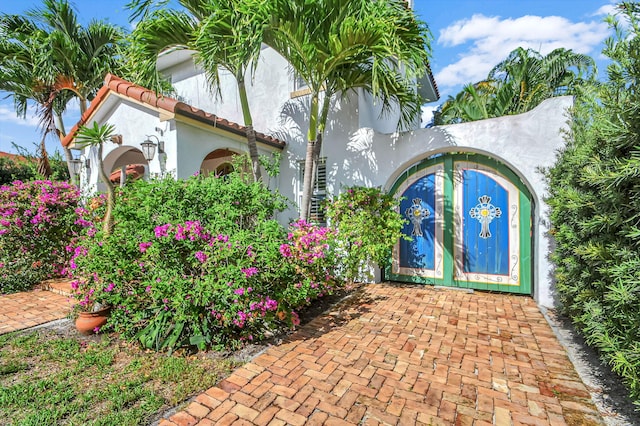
[0,152,27,162]
[62,74,286,149]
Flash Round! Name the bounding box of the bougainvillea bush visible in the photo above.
[0,180,90,293]
[325,186,406,282]
[70,171,343,351]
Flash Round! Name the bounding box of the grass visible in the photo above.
[0,328,238,425]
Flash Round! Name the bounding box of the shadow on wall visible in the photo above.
[271,93,358,193]
[375,126,459,192]
[271,92,464,199]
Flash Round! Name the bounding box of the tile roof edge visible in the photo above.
[62,73,286,149]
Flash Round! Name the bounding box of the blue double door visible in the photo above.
[387,154,532,294]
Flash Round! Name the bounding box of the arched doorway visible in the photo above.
[200,149,237,177]
[102,146,148,187]
[387,152,533,294]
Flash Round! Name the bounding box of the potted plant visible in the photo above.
[70,277,113,334]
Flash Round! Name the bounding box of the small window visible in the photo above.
[291,72,311,98]
[299,157,327,224]
[293,73,308,91]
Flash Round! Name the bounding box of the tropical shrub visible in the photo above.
[0,151,70,185]
[70,171,343,351]
[546,3,640,405]
[0,180,90,293]
[326,186,406,282]
[433,47,596,125]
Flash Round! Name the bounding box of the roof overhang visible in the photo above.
[62,74,286,150]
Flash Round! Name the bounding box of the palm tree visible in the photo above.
[75,122,117,235]
[0,0,125,178]
[490,47,595,113]
[435,82,494,125]
[0,14,60,178]
[128,0,270,182]
[435,47,595,125]
[266,0,432,220]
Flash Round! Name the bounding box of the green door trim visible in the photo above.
[386,152,533,295]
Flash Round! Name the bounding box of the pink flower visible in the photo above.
[145,286,152,293]
[291,311,300,326]
[139,242,152,253]
[279,244,292,258]
[195,251,207,263]
[234,288,245,296]
[154,224,171,238]
[241,267,258,278]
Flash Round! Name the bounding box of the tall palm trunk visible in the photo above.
[37,137,52,178]
[300,94,320,221]
[301,138,317,221]
[238,77,261,182]
[55,112,75,181]
[96,142,115,235]
[307,95,331,219]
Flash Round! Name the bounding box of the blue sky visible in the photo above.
[0,0,617,155]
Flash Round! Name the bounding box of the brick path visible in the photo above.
[0,280,73,335]
[159,283,603,425]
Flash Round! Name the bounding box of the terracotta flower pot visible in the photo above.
[75,306,111,334]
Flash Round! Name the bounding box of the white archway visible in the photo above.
[200,148,239,177]
[102,146,148,187]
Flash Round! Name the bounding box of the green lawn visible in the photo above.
[0,328,237,425]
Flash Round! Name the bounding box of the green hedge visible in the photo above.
[546,3,640,406]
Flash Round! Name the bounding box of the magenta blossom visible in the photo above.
[279,244,292,258]
[241,267,258,278]
[139,242,152,253]
[195,251,207,263]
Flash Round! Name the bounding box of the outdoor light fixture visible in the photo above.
[85,158,90,169]
[153,128,165,153]
[141,135,162,161]
[70,157,82,176]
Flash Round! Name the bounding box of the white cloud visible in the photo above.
[421,105,438,127]
[592,0,618,17]
[0,104,40,127]
[435,13,611,91]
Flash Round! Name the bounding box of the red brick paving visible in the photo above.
[160,283,604,425]
[0,279,73,335]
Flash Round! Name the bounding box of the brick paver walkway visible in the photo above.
[0,280,73,335]
[160,283,603,425]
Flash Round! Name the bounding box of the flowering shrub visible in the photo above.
[70,172,344,351]
[325,186,407,282]
[0,180,91,293]
[278,219,341,310]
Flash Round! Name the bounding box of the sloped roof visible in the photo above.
[61,74,286,149]
[0,152,27,162]
[426,63,440,101]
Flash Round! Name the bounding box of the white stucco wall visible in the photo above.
[76,94,284,191]
[76,99,174,192]
[82,48,571,309]
[167,48,292,135]
[277,96,572,308]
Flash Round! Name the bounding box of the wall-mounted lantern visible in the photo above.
[141,135,164,161]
